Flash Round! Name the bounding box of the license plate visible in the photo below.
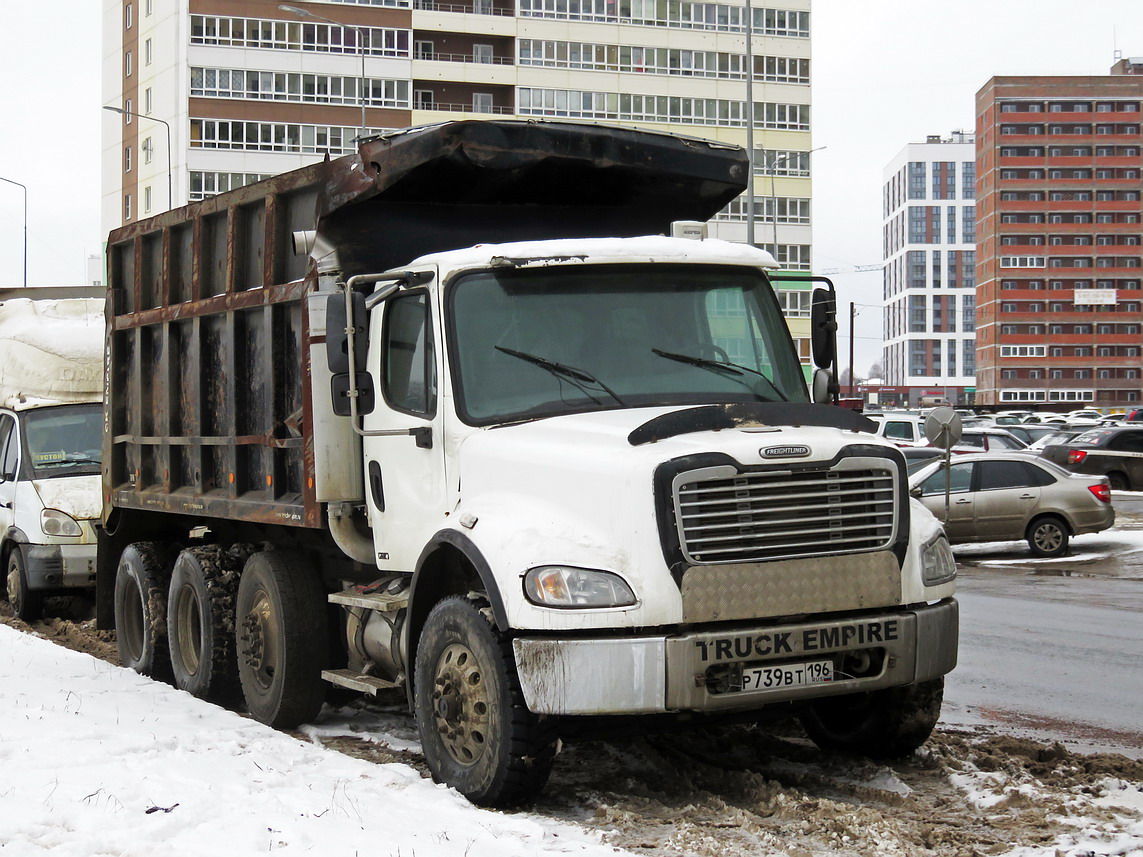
[741,659,833,692]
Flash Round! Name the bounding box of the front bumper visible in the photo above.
[512,599,959,715]
[24,543,98,591]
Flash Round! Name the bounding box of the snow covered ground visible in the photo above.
[4,619,1142,857]
[0,623,622,857]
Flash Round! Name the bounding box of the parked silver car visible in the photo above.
[909,453,1114,557]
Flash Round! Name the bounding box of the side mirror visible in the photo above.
[909,485,922,499]
[810,287,837,369]
[326,291,368,374]
[812,367,834,404]
[331,372,375,417]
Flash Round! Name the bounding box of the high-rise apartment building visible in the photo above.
[881,132,977,404]
[101,0,814,270]
[974,59,1143,409]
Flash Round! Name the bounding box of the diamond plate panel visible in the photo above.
[681,551,902,623]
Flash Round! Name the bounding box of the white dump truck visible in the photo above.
[0,293,104,620]
[99,120,958,806]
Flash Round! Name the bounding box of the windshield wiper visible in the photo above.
[495,347,627,406]
[651,348,789,402]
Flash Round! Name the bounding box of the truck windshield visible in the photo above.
[24,403,102,478]
[448,264,808,425]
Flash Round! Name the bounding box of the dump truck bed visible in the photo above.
[103,120,749,529]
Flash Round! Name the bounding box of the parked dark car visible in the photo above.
[1040,426,1143,490]
[909,453,1114,557]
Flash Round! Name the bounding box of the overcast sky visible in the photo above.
[2,1,1143,373]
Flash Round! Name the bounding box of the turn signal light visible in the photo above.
[1088,483,1111,503]
[1067,449,1088,464]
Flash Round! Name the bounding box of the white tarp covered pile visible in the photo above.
[0,298,104,409]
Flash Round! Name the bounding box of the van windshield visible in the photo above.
[24,403,102,478]
[448,264,808,425]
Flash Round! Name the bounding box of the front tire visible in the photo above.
[414,596,555,806]
[799,677,944,758]
[114,542,178,680]
[6,548,43,622]
[167,546,248,704]
[235,551,328,728]
[1027,515,1069,558]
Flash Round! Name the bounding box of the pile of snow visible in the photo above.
[0,298,104,409]
[0,624,624,857]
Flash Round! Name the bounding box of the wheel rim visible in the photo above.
[431,642,490,767]
[242,589,280,691]
[119,575,145,661]
[1035,524,1063,553]
[173,583,202,676]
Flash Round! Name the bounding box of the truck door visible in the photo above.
[361,285,447,572]
[0,413,17,536]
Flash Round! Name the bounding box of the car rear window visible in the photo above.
[1071,430,1113,445]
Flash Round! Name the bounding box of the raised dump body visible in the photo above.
[102,120,748,532]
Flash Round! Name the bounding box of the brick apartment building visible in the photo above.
[975,58,1143,410]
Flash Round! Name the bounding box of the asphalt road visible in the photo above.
[942,492,1143,758]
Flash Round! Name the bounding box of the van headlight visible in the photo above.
[921,533,957,586]
[41,508,83,537]
[523,566,637,608]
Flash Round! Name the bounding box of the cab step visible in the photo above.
[328,588,409,611]
[321,669,404,695]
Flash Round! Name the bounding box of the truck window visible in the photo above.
[448,263,806,425]
[0,414,16,480]
[23,403,103,477]
[382,291,436,417]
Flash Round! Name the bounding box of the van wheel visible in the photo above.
[1027,515,1069,558]
[236,551,328,728]
[414,596,556,806]
[168,546,247,704]
[799,678,944,758]
[6,549,43,622]
[114,542,178,681]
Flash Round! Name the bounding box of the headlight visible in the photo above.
[41,508,83,537]
[921,533,957,586]
[523,566,638,609]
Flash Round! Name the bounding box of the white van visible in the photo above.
[0,296,103,621]
[866,412,927,447]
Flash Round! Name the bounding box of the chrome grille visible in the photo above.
[675,466,897,564]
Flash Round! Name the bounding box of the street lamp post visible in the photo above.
[279,4,368,139]
[766,145,826,260]
[0,176,27,287]
[103,106,173,211]
[743,0,755,247]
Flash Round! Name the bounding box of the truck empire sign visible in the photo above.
[693,618,902,662]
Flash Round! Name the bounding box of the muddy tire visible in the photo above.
[1026,515,1069,558]
[1108,471,1130,491]
[799,677,944,758]
[167,546,249,704]
[235,551,328,728]
[114,542,178,681]
[414,596,556,806]
[6,548,43,622]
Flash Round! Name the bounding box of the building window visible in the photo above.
[124,98,132,122]
[145,38,152,66]
[144,87,152,114]
[125,3,133,28]
[124,146,132,172]
[191,67,412,110]
[124,193,132,222]
[144,186,152,214]
[188,171,273,201]
[142,137,152,164]
[473,43,493,64]
[472,93,494,113]
[125,50,133,76]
